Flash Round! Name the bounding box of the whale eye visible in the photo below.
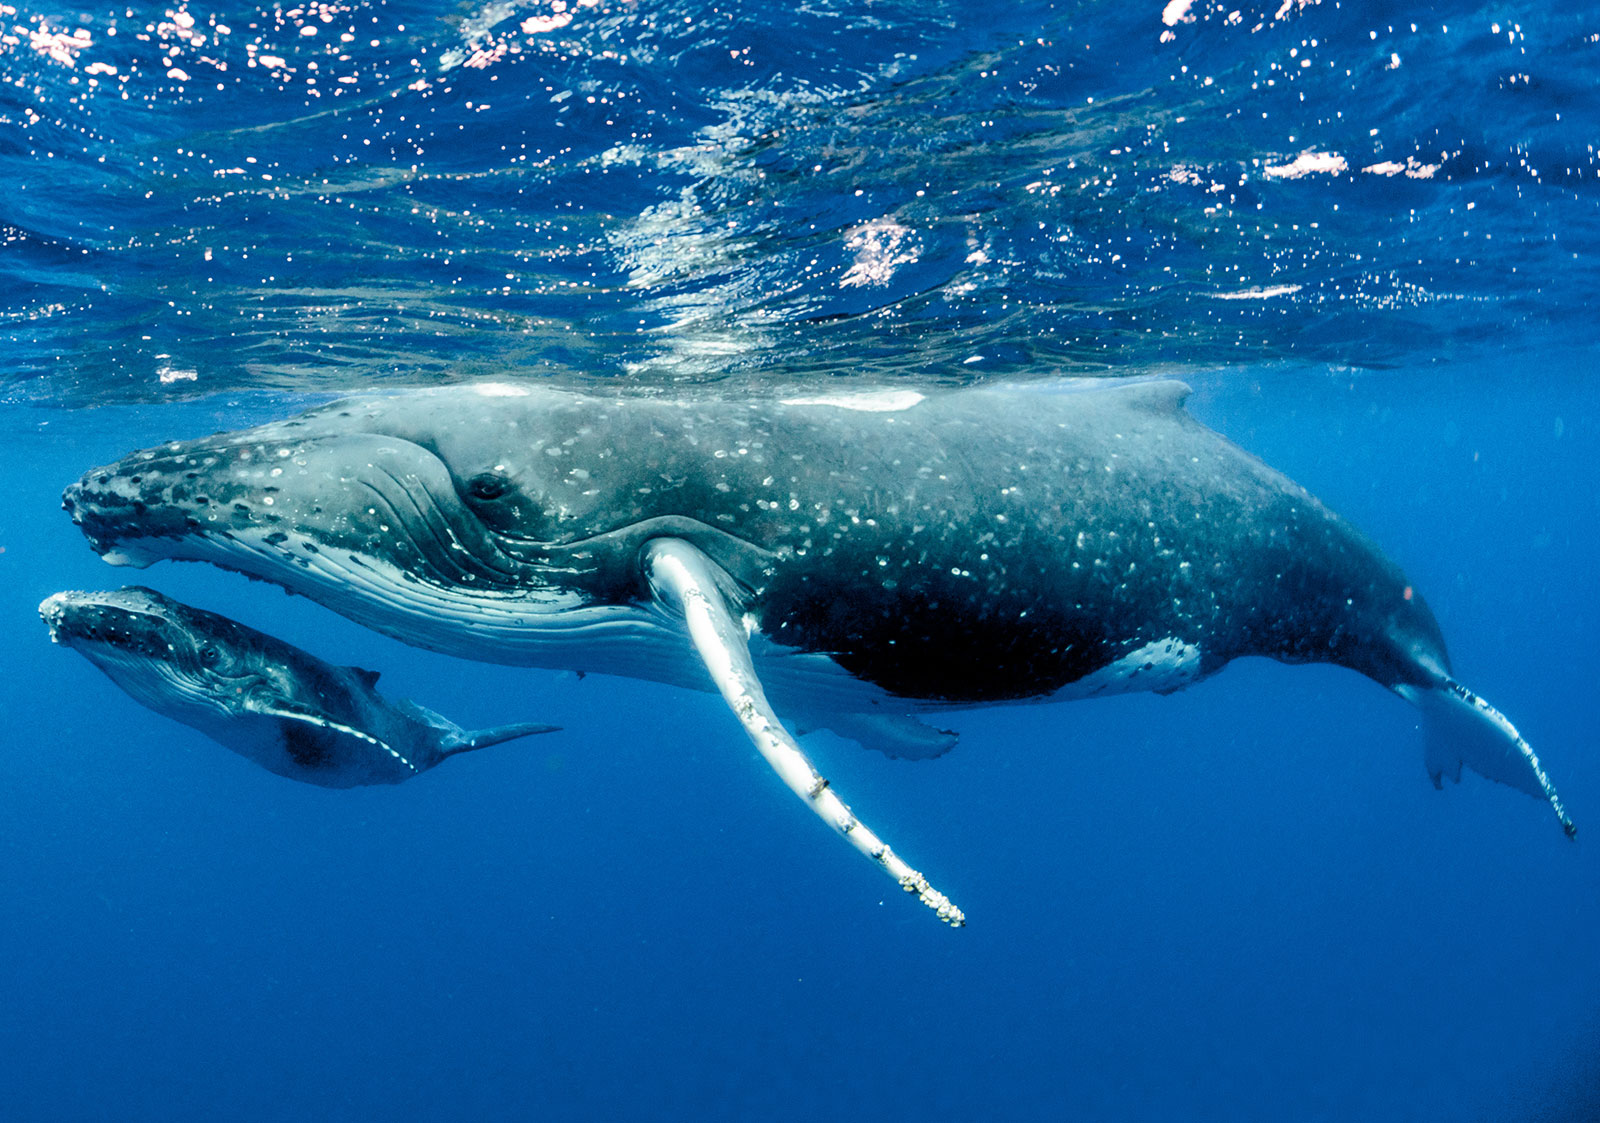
[198,646,221,668]
[465,471,512,502]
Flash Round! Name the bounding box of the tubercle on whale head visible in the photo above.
[59,422,319,563]
[38,586,198,663]
[62,422,536,584]
[63,387,638,589]
[63,470,198,563]
[57,417,628,651]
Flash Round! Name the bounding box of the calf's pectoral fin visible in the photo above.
[1396,679,1575,839]
[233,704,418,779]
[642,536,965,927]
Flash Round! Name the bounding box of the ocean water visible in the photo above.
[2,1,1597,1119]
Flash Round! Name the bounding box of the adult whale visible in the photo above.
[62,380,1574,922]
[41,586,559,787]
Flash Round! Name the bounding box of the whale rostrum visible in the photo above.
[61,379,1575,923]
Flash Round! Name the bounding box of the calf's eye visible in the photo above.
[466,471,511,502]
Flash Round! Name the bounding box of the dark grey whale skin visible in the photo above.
[60,380,1452,707]
[41,586,558,788]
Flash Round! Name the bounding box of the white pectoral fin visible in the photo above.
[257,703,419,776]
[643,537,965,926]
[1397,679,1575,839]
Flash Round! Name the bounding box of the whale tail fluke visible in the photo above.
[441,723,560,755]
[446,721,562,755]
[396,699,560,756]
[1396,679,1575,840]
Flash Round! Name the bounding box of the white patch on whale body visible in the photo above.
[100,547,159,568]
[1048,637,1203,701]
[470,382,534,398]
[779,390,925,412]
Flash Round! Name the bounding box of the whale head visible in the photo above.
[61,384,771,666]
[39,586,284,721]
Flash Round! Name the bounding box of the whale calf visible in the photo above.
[41,586,559,788]
[61,380,1574,921]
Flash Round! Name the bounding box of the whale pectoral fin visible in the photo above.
[804,711,960,761]
[642,536,965,927]
[1397,679,1575,839]
[276,716,360,769]
[254,703,419,778]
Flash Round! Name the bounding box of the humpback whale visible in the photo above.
[40,586,559,788]
[61,380,1574,922]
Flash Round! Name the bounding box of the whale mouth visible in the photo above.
[60,429,650,665]
[59,408,775,675]
[40,587,274,722]
[39,593,72,643]
[62,477,176,566]
[41,587,275,681]
[64,430,548,589]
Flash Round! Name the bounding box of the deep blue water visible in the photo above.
[2,0,1598,1119]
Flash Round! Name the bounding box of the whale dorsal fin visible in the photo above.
[1119,379,1192,413]
[347,666,381,688]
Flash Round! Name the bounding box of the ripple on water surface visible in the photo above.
[1,0,1596,401]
